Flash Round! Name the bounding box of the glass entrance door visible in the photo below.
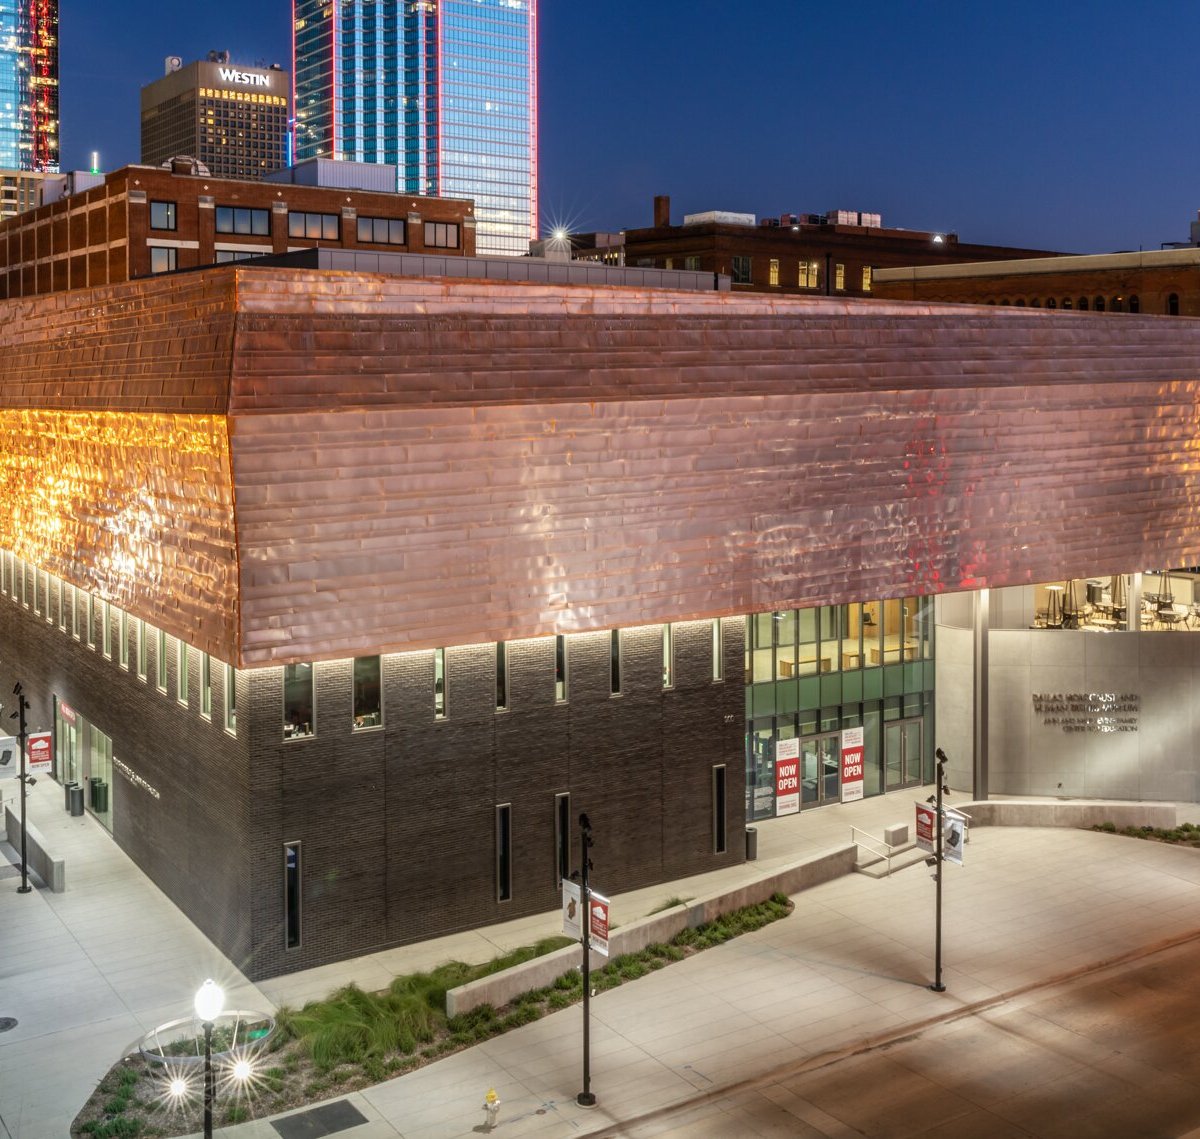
[885,718,923,790]
[801,733,841,807]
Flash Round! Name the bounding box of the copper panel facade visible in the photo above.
[0,409,238,662]
[9,267,1200,667]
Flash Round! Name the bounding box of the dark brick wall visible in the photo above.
[0,582,253,966]
[246,618,745,979]
[1,569,744,981]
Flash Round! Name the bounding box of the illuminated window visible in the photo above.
[201,654,211,718]
[731,256,752,284]
[224,664,237,734]
[434,648,446,718]
[768,258,780,286]
[555,635,568,703]
[101,600,111,658]
[149,247,177,274]
[136,620,147,680]
[712,619,724,682]
[156,628,168,691]
[118,610,128,669]
[861,265,872,292]
[149,201,177,230]
[86,594,95,648]
[684,255,701,271]
[177,639,189,705]
[496,642,508,711]
[424,221,459,248]
[357,216,406,244]
[663,623,674,688]
[353,656,382,728]
[284,663,315,738]
[799,260,818,288]
[835,263,846,291]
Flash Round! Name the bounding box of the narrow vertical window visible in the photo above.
[42,572,50,621]
[662,623,674,688]
[156,628,167,690]
[835,263,846,290]
[861,265,872,292]
[177,639,189,705]
[712,618,724,681]
[70,585,79,638]
[136,619,147,679]
[284,841,302,949]
[19,559,26,606]
[555,635,568,703]
[496,804,513,902]
[55,577,65,630]
[610,629,621,695]
[283,663,315,738]
[32,569,40,615]
[712,765,727,853]
[434,648,446,719]
[768,258,780,286]
[555,792,571,886]
[86,593,95,648]
[353,655,382,728]
[224,663,237,734]
[201,654,212,718]
[495,642,508,711]
[0,551,7,594]
[118,610,129,669]
[101,600,111,658]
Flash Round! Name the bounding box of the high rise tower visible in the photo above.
[293,0,537,256]
[0,0,59,172]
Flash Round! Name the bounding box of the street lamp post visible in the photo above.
[576,812,596,1108]
[930,748,949,993]
[9,682,32,894]
[194,979,224,1139]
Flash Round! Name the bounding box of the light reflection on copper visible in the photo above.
[0,409,237,662]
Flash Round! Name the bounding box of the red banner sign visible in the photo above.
[775,737,800,816]
[915,801,936,854]
[588,892,610,957]
[841,726,865,802]
[27,731,52,774]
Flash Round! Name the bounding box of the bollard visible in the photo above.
[482,1088,500,1132]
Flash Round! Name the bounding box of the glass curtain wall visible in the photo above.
[745,596,935,821]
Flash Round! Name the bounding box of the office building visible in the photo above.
[0,0,58,172]
[568,195,1059,298]
[141,54,291,181]
[0,160,474,299]
[3,262,1200,978]
[293,0,538,255]
[0,167,59,219]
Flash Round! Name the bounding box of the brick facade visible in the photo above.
[0,163,475,299]
[0,577,743,979]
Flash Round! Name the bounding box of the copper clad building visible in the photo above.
[3,267,1200,977]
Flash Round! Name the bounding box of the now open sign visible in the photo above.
[776,737,800,816]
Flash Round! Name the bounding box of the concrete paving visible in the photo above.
[3,777,1200,1138]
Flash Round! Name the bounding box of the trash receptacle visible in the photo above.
[94,781,109,814]
[89,776,103,809]
[68,784,85,817]
[64,781,78,811]
[745,826,758,861]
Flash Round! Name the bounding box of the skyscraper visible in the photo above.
[0,0,58,172]
[293,0,537,255]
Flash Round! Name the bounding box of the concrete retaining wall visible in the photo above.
[957,799,1177,830]
[4,803,65,892]
[445,844,857,1017]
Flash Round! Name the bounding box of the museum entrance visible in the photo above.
[884,717,923,790]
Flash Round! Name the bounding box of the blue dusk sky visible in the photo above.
[61,0,1200,253]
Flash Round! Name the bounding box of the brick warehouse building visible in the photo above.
[566,194,1059,299]
[0,161,475,299]
[5,267,1200,979]
[873,246,1200,316]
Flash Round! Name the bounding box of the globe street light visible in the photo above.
[194,979,224,1139]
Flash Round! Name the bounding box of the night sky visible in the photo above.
[62,0,1200,253]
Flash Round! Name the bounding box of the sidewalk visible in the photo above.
[3,778,1200,1137]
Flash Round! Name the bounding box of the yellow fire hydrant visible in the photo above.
[483,1087,501,1131]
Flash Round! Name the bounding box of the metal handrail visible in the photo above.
[850,825,914,876]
